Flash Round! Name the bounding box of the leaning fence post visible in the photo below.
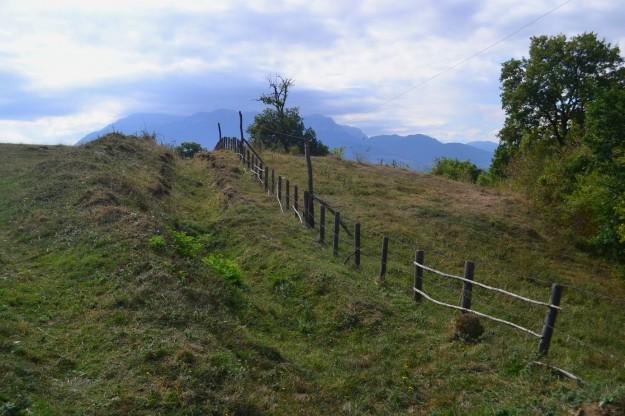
[319,204,326,243]
[379,236,389,282]
[294,185,299,214]
[414,250,424,302]
[333,211,340,256]
[271,169,275,194]
[285,179,290,210]
[538,284,563,355]
[354,223,361,268]
[460,261,475,312]
[264,167,269,192]
[277,176,282,202]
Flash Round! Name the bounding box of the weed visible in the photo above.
[202,254,242,285]
[148,235,166,251]
[171,231,202,258]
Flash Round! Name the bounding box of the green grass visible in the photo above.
[0,134,624,414]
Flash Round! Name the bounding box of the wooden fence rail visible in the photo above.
[214,123,567,357]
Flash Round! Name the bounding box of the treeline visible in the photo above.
[434,33,625,260]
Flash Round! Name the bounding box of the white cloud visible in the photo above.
[0,101,123,145]
[0,0,624,144]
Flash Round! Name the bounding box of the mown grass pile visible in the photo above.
[0,134,624,415]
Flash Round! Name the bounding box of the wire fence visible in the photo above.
[214,126,625,381]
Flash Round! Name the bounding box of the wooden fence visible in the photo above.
[214,116,566,357]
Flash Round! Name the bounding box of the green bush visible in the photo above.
[175,142,203,159]
[431,158,482,183]
[148,235,166,251]
[202,254,242,285]
[171,231,202,258]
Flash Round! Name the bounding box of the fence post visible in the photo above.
[303,191,310,227]
[294,185,299,214]
[538,284,563,355]
[285,179,290,210]
[259,161,264,182]
[379,236,389,281]
[333,212,340,256]
[278,176,282,202]
[460,261,475,312]
[264,166,269,192]
[354,223,361,268]
[414,250,424,302]
[247,149,251,169]
[319,204,326,243]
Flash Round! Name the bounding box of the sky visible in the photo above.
[0,0,624,145]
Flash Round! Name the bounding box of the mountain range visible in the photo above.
[78,110,496,170]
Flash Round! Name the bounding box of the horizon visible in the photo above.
[1,1,624,145]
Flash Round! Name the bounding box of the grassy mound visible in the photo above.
[0,134,624,414]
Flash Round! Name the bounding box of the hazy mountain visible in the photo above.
[79,110,493,170]
[77,110,256,147]
[466,140,499,153]
[359,134,493,170]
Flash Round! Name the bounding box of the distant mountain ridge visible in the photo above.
[79,110,496,170]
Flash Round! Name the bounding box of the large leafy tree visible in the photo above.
[248,75,329,156]
[493,33,623,176]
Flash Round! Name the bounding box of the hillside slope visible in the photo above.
[1,135,623,415]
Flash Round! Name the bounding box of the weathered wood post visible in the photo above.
[303,191,310,227]
[259,161,264,183]
[414,250,424,302]
[333,212,340,256]
[538,284,563,355]
[285,179,290,210]
[460,261,475,312]
[294,185,299,214]
[319,204,326,243]
[379,236,389,281]
[264,166,269,192]
[354,223,361,268]
[271,169,275,194]
[278,176,282,202]
[304,142,315,227]
[238,110,244,155]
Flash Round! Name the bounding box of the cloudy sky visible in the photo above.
[1,0,623,145]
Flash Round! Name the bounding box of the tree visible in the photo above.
[493,33,624,175]
[175,142,203,158]
[248,75,329,156]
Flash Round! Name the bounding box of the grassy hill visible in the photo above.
[1,134,624,415]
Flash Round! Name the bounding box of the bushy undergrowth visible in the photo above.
[431,158,483,183]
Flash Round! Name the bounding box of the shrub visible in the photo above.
[171,231,202,258]
[202,254,242,285]
[148,235,166,251]
[175,142,203,159]
[432,158,483,183]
